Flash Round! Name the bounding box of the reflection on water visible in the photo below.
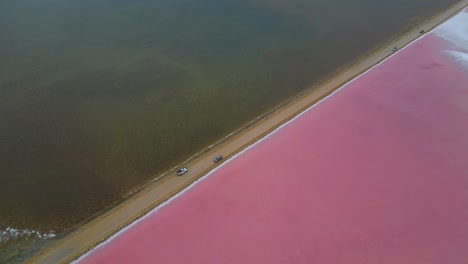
[0,0,457,261]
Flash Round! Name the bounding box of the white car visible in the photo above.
[392,47,398,52]
[177,167,188,176]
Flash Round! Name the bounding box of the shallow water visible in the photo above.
[0,0,457,261]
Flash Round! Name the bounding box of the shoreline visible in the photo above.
[27,1,468,263]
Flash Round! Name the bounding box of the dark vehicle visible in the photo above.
[177,167,188,176]
[392,47,398,52]
[213,155,223,163]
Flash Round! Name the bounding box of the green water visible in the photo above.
[0,0,457,261]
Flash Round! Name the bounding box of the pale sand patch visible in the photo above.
[27,1,468,263]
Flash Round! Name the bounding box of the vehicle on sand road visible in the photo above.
[214,155,223,163]
[177,167,188,176]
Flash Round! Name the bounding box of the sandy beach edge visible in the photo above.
[27,1,468,263]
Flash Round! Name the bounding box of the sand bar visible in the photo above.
[28,1,468,263]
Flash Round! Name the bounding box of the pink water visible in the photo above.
[80,10,468,264]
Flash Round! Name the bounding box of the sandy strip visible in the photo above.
[27,1,468,263]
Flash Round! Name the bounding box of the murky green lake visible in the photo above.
[0,0,457,261]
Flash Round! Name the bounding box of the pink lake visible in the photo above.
[79,9,468,264]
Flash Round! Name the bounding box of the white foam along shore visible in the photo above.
[434,9,468,68]
[0,227,56,243]
[434,8,468,49]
